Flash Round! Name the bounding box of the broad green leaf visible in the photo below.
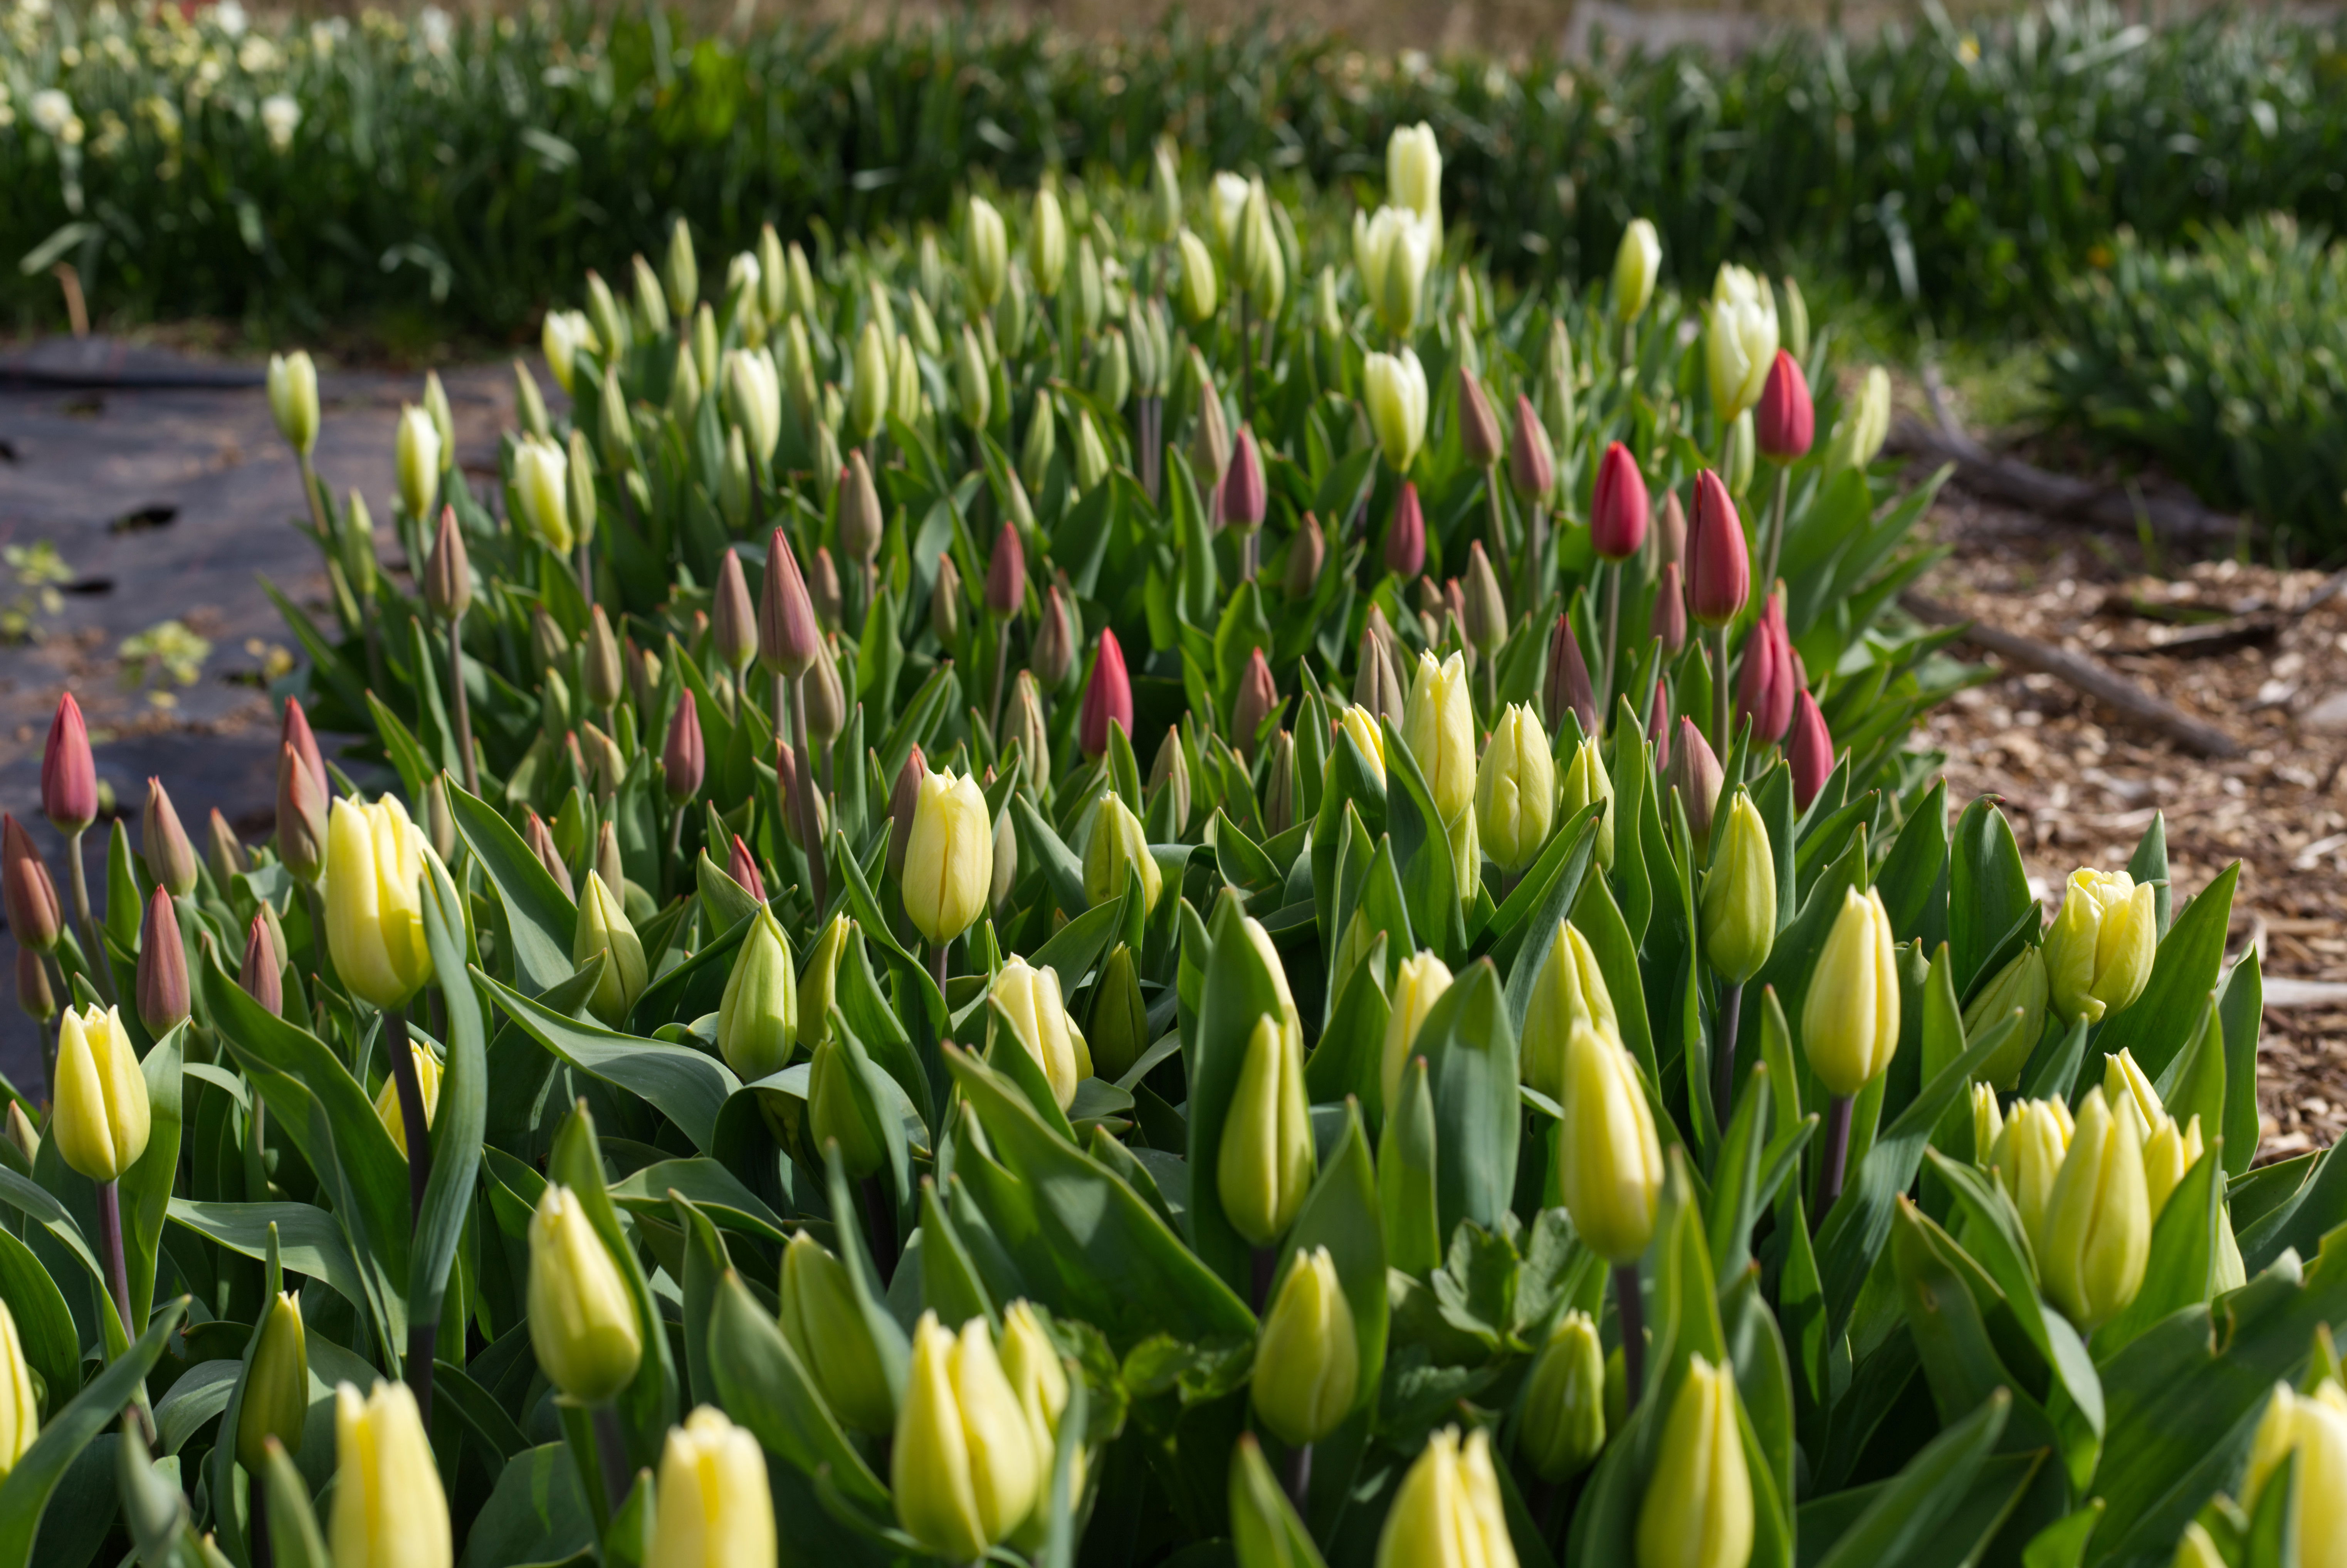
[480,968,741,1150]
[706,1269,891,1506]
[448,779,580,995]
[0,1297,187,1568]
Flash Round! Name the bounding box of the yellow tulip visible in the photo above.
[330,1380,450,1568]
[647,1406,778,1568]
[904,768,993,946]
[1992,1097,2073,1243]
[781,1233,895,1434]
[1337,703,1386,785]
[1364,348,1429,474]
[1556,1021,1663,1264]
[1218,1009,1315,1248]
[1635,1355,1753,1568]
[1374,1426,1517,1568]
[370,1041,442,1158]
[1251,1247,1359,1447]
[1403,650,1476,823]
[2245,1380,2347,1568]
[1000,1301,1080,1545]
[1962,946,2050,1090]
[1559,735,1615,871]
[1700,791,1776,984]
[2035,1087,2150,1331]
[1381,950,1455,1115]
[528,1185,643,1404]
[892,1311,1043,1563]
[1084,793,1163,916]
[1971,1084,2004,1164]
[992,958,1090,1111]
[267,351,320,455]
[236,1292,309,1471]
[2101,1048,2165,1145]
[324,795,434,1012]
[513,434,573,554]
[2142,1113,2205,1222]
[0,1297,39,1481]
[1522,920,1619,1106]
[52,1003,150,1182]
[2044,869,2157,1025]
[1800,886,1900,1097]
[717,904,797,1079]
[1476,704,1556,875]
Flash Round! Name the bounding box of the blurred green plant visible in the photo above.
[0,541,71,642]
[116,617,209,704]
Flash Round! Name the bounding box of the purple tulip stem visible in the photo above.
[1712,981,1744,1126]
[1815,1094,1855,1230]
[1614,1262,1645,1412]
[97,1176,134,1344]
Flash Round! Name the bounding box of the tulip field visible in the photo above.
[2,118,2344,1568]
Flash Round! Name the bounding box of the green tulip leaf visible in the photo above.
[480,967,741,1150]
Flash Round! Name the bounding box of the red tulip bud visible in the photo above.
[523,809,573,898]
[1508,394,1555,505]
[1686,470,1749,627]
[1222,425,1267,533]
[1080,629,1134,761]
[1457,370,1503,468]
[1384,481,1426,580]
[663,690,705,803]
[2,815,62,953]
[137,884,190,1036]
[42,692,96,835]
[1735,590,1798,744]
[1231,647,1280,757]
[1032,583,1075,687]
[1653,561,1688,656]
[1667,717,1725,849]
[1789,689,1834,812]
[727,833,768,904]
[1591,442,1650,561]
[276,742,328,883]
[1544,615,1598,738]
[281,696,327,802]
[887,742,926,877]
[240,910,284,1017]
[1755,350,1814,463]
[142,777,200,897]
[986,520,1026,616]
[711,548,759,674]
[758,528,820,677]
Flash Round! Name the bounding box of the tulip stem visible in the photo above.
[1712,981,1744,1126]
[1238,296,1256,421]
[591,1405,633,1521]
[1599,559,1623,719]
[1284,1441,1313,1516]
[575,539,594,608]
[1709,624,1732,757]
[1761,466,1790,595]
[1250,1246,1278,1315]
[97,1177,135,1344]
[250,1482,272,1568]
[930,942,950,992]
[447,614,480,797]
[1613,1262,1645,1412]
[860,1174,900,1286]
[64,827,117,1004]
[296,452,330,540]
[990,616,1012,738]
[1815,1094,1854,1227]
[408,1323,437,1431]
[790,671,829,918]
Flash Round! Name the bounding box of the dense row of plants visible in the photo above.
[0,132,2338,1568]
[2043,212,2347,559]
[3,2,2344,334]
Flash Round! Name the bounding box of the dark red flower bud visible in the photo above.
[42,692,96,834]
[1755,350,1814,463]
[1789,689,1834,812]
[1384,481,1426,580]
[727,833,768,904]
[1686,470,1749,627]
[986,520,1026,617]
[664,689,705,803]
[1221,425,1267,533]
[1590,442,1649,562]
[2,815,62,953]
[1080,629,1133,761]
[1653,561,1687,656]
[758,528,820,677]
[137,885,190,1036]
[1544,615,1598,739]
[240,910,284,1017]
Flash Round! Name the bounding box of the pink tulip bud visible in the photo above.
[425,505,472,622]
[1285,512,1326,601]
[523,809,573,898]
[986,520,1026,616]
[141,778,200,897]
[712,548,759,674]
[1032,584,1075,688]
[240,911,283,1017]
[1509,394,1556,506]
[1231,647,1280,757]
[1686,470,1749,627]
[663,690,705,803]
[1735,590,1798,744]
[1080,629,1134,761]
[1653,561,1687,655]
[1457,371,1502,468]
[281,696,327,802]
[1544,615,1598,738]
[1590,442,1649,561]
[207,808,247,886]
[887,743,926,878]
[1655,487,1687,569]
[1222,426,1267,533]
[16,946,55,1024]
[758,528,820,677]
[1789,689,1834,811]
[727,833,768,904]
[1755,350,1814,463]
[1384,482,1426,580]
[1667,717,1725,849]
[137,884,190,1036]
[2,815,62,953]
[276,742,328,883]
[42,692,96,835]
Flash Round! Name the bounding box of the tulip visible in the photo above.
[2142,1112,2205,1221]
[1386,121,1443,230]
[1223,425,1268,535]
[1174,227,1220,326]
[540,311,595,397]
[1365,348,1429,472]
[657,692,706,808]
[369,1040,441,1159]
[422,506,472,627]
[1373,1426,1516,1568]
[1825,366,1893,476]
[136,886,190,1036]
[1369,948,1456,1114]
[993,957,1089,1111]
[894,1312,1043,1563]
[999,1301,1080,1546]
[1518,918,1620,1108]
[1220,1008,1314,1249]
[1592,442,1650,561]
[0,1297,39,1480]
[1685,470,1748,628]
[1542,615,1598,741]
[1636,1355,1754,1568]
[1251,1247,1359,1447]
[513,435,573,554]
[1971,1083,2006,1163]
[1080,629,1134,760]
[1701,791,1776,983]
[1476,705,1556,876]
[330,1381,450,1568]
[1082,943,1150,1085]
[1734,591,1797,745]
[716,904,796,1081]
[777,1232,896,1436]
[15,949,52,1029]
[1755,351,1813,462]
[1460,543,1507,657]
[1612,219,1662,325]
[574,871,648,1027]
[1447,806,1481,908]
[1725,409,1756,497]
[267,350,320,455]
[2036,1088,2150,1331]
[1028,184,1069,298]
[2044,869,2157,1025]
[904,768,993,948]
[1,815,60,953]
[1508,393,1556,512]
[930,555,965,648]
[528,1183,643,1404]
[1352,205,1433,340]
[1085,793,1164,919]
[1962,946,2050,1090]
[1025,584,1075,692]
[648,1406,777,1568]
[1457,368,1502,468]
[1557,1021,1663,1264]
[1802,886,1900,1097]
[325,796,435,1011]
[1072,409,1112,494]
[1667,719,1725,852]
[522,809,573,899]
[1403,651,1475,823]
[1236,178,1284,314]
[240,910,284,1017]
[1704,264,1779,424]
[1284,511,1327,602]
[1521,1310,1607,1482]
[965,196,1009,308]
[1652,561,1688,659]
[1385,481,1428,580]
[845,320,891,447]
[54,1003,149,1182]
[1537,739,1608,880]
[2245,1380,2347,1568]
[1787,689,1832,811]
[1991,1097,2074,1241]
[758,528,820,679]
[43,691,96,835]
[723,348,782,469]
[277,741,328,884]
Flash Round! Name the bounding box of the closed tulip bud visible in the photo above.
[1537,616,1596,741]
[1686,470,1748,627]
[1522,918,1620,1105]
[2245,1380,2347,1565]
[1755,350,1813,462]
[1175,227,1220,325]
[1962,946,2049,1090]
[722,834,767,908]
[965,196,1009,308]
[585,820,622,903]
[1220,1010,1314,1247]
[1992,1097,2075,1240]
[809,1035,886,1178]
[1365,348,1430,473]
[1146,137,1184,241]
[1381,951,1454,1113]
[275,743,327,884]
[1653,487,1688,570]
[1591,442,1650,562]
[325,796,433,1010]
[369,1039,441,1158]
[792,913,848,1054]
[1557,1021,1662,1262]
[512,434,573,553]
[2044,869,2157,1026]
[992,956,1089,1110]
[894,1312,1042,1562]
[1476,704,1556,876]
[1385,481,1428,580]
[1701,791,1776,983]
[239,909,283,1016]
[997,671,1049,786]
[998,1303,1077,1539]
[630,254,671,337]
[1667,718,1725,851]
[1460,543,1507,655]
[2036,1088,2150,1330]
[1353,205,1430,337]
[847,321,890,447]
[1559,735,1616,872]
[1190,361,1232,496]
[1375,1426,1516,1568]
[1028,583,1075,689]
[136,886,189,1035]
[1801,887,1900,1097]
[1090,324,1132,413]
[885,744,927,879]
[1080,629,1134,760]
[983,521,1026,620]
[2142,1112,2205,1221]
[648,1406,776,1568]
[904,768,993,946]
[596,361,637,477]
[660,215,698,317]
[565,429,600,549]
[1825,366,1894,476]
[654,693,704,808]
[1223,425,1267,533]
[2102,1049,2165,1145]
[1027,185,1069,299]
[1283,511,1327,600]
[1522,1310,1607,1482]
[1507,392,1557,509]
[1080,792,1159,918]
[417,505,471,624]
[1250,1247,1359,1447]
[1,816,60,953]
[42,692,97,836]
[1457,369,1502,468]
[1786,687,1830,809]
[724,348,783,467]
[54,1003,150,1181]
[946,324,991,433]
[1087,943,1148,1082]
[927,554,965,649]
[697,555,751,679]
[1072,409,1112,494]
[711,904,797,1081]
[12,951,50,1027]
[1971,1083,2006,1163]
[781,1234,895,1434]
[426,368,457,467]
[521,810,571,899]
[1403,651,1476,822]
[1231,649,1280,757]
[803,635,847,745]
[1612,219,1662,326]
[585,269,630,362]
[1734,591,1797,744]
[1354,625,1405,731]
[758,528,821,677]
[1333,705,1387,788]
[267,350,320,456]
[1238,178,1285,313]
[1636,1355,1753,1568]
[575,871,648,1027]
[576,608,620,716]
[396,405,442,520]
[231,1288,312,1469]
[541,310,596,397]
[331,1381,450,1568]
[1018,393,1058,494]
[528,1183,643,1404]
[1704,264,1779,425]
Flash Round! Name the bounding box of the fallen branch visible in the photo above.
[1902,592,2245,758]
